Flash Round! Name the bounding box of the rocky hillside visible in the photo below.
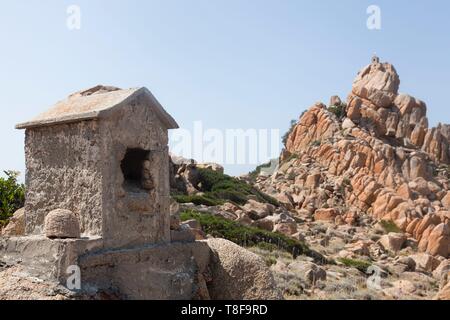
[171,57,450,300]
[259,56,450,258]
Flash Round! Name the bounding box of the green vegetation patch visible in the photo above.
[0,171,25,227]
[248,161,272,182]
[281,153,299,165]
[180,210,309,258]
[174,168,279,207]
[328,103,347,120]
[172,194,223,207]
[338,257,372,273]
[380,220,402,234]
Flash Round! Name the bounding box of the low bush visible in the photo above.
[248,161,272,181]
[180,210,309,258]
[174,168,280,207]
[328,103,347,120]
[0,171,25,226]
[172,194,223,206]
[281,153,299,164]
[311,140,321,147]
[209,190,247,205]
[337,257,372,273]
[255,242,280,252]
[379,220,402,234]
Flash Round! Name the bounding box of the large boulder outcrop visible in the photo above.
[347,56,449,165]
[1,208,25,237]
[206,238,282,300]
[259,56,450,258]
[378,232,407,253]
[347,58,430,148]
[352,58,400,107]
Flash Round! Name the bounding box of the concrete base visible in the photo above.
[0,236,103,283]
[79,241,211,299]
[0,236,211,300]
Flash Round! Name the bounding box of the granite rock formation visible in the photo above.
[258,56,450,259]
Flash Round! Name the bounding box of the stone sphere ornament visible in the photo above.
[44,209,81,239]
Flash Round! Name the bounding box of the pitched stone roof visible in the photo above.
[16,85,179,129]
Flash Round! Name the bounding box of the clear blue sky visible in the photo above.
[1,0,449,178]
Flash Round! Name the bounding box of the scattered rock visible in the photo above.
[342,118,356,130]
[243,200,274,220]
[383,280,417,299]
[343,240,371,257]
[252,218,274,232]
[395,256,416,272]
[289,260,326,285]
[378,233,407,253]
[314,208,338,222]
[196,163,224,174]
[273,222,298,236]
[410,253,441,272]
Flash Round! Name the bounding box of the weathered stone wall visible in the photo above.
[24,121,103,236]
[99,92,171,248]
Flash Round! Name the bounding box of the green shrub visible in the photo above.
[255,242,280,252]
[338,258,372,273]
[183,168,280,207]
[180,210,309,258]
[248,161,272,181]
[263,256,278,267]
[380,220,402,234]
[196,168,230,192]
[253,189,280,207]
[172,194,223,206]
[342,178,351,187]
[281,153,299,164]
[209,190,248,205]
[435,165,450,177]
[339,178,353,196]
[311,140,321,147]
[0,171,25,226]
[328,103,347,120]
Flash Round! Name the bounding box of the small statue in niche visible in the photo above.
[141,159,155,191]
